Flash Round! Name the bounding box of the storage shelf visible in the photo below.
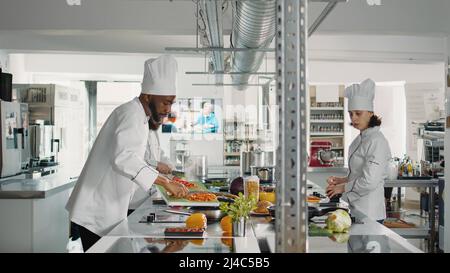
[311,135,345,139]
[225,163,240,166]
[310,132,344,136]
[224,153,240,156]
[310,107,344,111]
[225,138,256,141]
[310,120,344,123]
[390,227,430,239]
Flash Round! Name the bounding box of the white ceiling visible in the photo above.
[0,0,450,54]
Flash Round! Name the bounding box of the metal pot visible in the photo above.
[251,166,275,183]
[259,169,269,181]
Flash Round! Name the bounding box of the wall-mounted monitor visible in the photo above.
[162,98,222,134]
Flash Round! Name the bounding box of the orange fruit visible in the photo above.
[220,215,233,233]
[185,213,207,229]
[221,232,233,248]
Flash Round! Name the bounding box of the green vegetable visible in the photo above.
[325,209,352,233]
[219,192,257,221]
[330,233,350,243]
[308,223,333,237]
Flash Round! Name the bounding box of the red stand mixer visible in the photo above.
[309,140,336,167]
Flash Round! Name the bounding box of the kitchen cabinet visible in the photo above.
[0,172,76,252]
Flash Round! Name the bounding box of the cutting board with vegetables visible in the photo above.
[155,180,220,207]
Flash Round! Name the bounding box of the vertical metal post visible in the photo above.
[429,185,436,252]
[85,81,97,153]
[275,0,308,252]
[444,53,450,253]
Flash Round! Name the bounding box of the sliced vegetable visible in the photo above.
[187,192,217,202]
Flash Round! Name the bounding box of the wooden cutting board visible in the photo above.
[383,219,416,228]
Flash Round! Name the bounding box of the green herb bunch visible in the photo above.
[219,192,257,221]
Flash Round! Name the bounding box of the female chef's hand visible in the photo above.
[327,176,348,186]
[326,183,345,198]
[157,162,172,174]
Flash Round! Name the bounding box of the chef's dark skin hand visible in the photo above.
[162,240,189,253]
[154,175,188,198]
[157,162,172,175]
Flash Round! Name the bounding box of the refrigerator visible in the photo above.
[0,100,24,177]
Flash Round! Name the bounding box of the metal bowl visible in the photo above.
[189,206,226,221]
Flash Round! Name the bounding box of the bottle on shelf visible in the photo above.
[398,155,405,177]
[413,160,421,177]
[407,159,413,177]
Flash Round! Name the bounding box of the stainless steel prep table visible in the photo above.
[89,181,422,253]
[385,178,440,252]
[252,207,423,253]
[88,192,260,253]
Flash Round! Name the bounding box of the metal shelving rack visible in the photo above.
[275,0,308,253]
[384,179,439,252]
[223,120,256,166]
[308,85,346,166]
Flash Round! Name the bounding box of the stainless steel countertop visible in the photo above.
[89,180,422,253]
[253,182,423,253]
[106,197,251,238]
[252,207,423,253]
[88,191,260,253]
[0,170,78,199]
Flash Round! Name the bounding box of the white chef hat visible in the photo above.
[141,55,178,96]
[345,78,376,111]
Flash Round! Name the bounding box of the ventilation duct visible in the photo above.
[230,0,276,90]
[200,0,224,83]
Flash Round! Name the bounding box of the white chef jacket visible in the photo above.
[66,97,159,236]
[343,126,391,221]
[128,129,174,210]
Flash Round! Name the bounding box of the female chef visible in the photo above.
[326,78,392,223]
